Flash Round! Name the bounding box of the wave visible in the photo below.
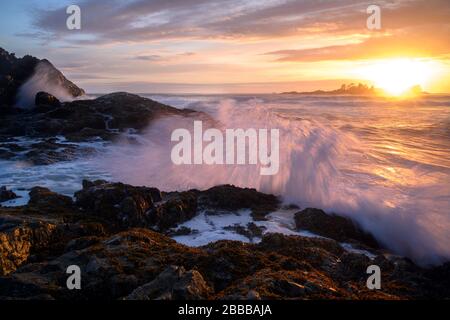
[96,98,450,266]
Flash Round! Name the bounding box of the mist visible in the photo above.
[93,98,450,266]
[15,61,77,108]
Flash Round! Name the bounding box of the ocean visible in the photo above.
[1,93,449,265]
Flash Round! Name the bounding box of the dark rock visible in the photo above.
[224,222,266,241]
[28,187,73,209]
[0,181,448,300]
[124,265,212,300]
[335,252,372,281]
[0,91,206,145]
[0,149,15,160]
[0,143,26,152]
[294,208,379,248]
[35,91,61,108]
[0,187,18,203]
[23,148,78,165]
[0,48,84,107]
[199,185,280,220]
[75,180,162,230]
[149,191,198,231]
[167,226,197,236]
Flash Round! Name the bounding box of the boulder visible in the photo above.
[0,186,18,203]
[28,186,73,209]
[0,91,205,144]
[124,265,212,300]
[0,48,84,107]
[149,191,198,231]
[199,185,280,219]
[0,182,449,300]
[35,91,61,108]
[294,208,379,248]
[75,180,162,229]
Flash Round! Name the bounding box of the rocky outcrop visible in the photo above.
[0,182,449,300]
[124,265,212,300]
[0,226,448,300]
[0,187,18,203]
[75,180,162,230]
[35,91,61,109]
[74,181,281,232]
[0,92,205,155]
[0,48,84,107]
[0,48,40,106]
[149,191,198,231]
[294,208,379,248]
[199,185,280,220]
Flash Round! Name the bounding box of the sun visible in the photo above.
[357,58,436,96]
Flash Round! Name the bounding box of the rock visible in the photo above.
[28,187,73,209]
[23,145,80,165]
[0,199,105,276]
[75,180,162,230]
[124,265,212,300]
[224,222,266,241]
[0,211,58,275]
[75,181,199,231]
[149,191,198,231]
[294,208,379,248]
[0,143,26,152]
[0,91,205,144]
[35,91,61,108]
[0,187,18,203]
[0,48,84,107]
[0,228,203,299]
[0,149,15,160]
[0,181,448,300]
[166,226,197,236]
[335,252,372,281]
[218,269,345,299]
[199,185,280,220]
[0,48,40,106]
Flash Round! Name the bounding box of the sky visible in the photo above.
[0,0,449,94]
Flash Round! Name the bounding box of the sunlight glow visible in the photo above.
[357,59,437,96]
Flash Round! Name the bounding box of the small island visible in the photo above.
[281,83,425,96]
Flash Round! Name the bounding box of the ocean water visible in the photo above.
[1,94,449,265]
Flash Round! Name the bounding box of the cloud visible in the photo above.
[132,55,163,61]
[26,0,448,44]
[266,25,450,61]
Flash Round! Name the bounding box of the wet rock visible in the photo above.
[218,269,345,299]
[335,252,372,281]
[166,226,197,237]
[0,212,58,275]
[0,187,18,203]
[0,228,203,299]
[0,198,106,276]
[0,149,15,160]
[199,185,280,220]
[224,222,266,241]
[35,91,61,108]
[65,128,115,142]
[0,181,448,300]
[0,48,84,107]
[28,187,73,209]
[75,180,162,230]
[294,208,379,248]
[0,143,26,152]
[149,191,198,231]
[1,90,204,144]
[124,265,212,300]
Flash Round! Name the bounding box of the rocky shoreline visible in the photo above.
[1,47,449,300]
[0,181,449,300]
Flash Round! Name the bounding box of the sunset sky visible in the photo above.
[1,0,449,94]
